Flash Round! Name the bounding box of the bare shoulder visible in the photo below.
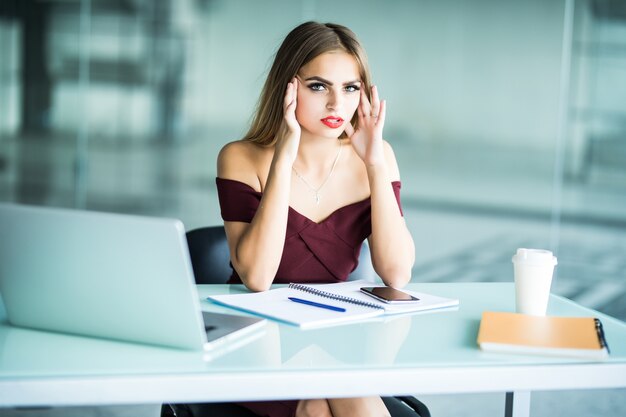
[382,139,401,181]
[217,140,271,191]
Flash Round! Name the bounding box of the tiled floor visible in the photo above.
[0,406,161,417]
[419,388,626,417]
[0,133,625,416]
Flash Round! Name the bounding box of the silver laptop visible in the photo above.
[0,203,265,353]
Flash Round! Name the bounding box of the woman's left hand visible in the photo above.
[344,85,386,167]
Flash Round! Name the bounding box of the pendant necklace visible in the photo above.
[292,140,342,205]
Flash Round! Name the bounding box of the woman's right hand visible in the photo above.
[228,78,300,292]
[274,78,301,165]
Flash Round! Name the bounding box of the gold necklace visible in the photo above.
[292,140,342,205]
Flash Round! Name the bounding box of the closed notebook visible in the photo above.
[207,280,459,329]
[477,311,610,359]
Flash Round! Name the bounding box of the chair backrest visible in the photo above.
[186,226,232,284]
[185,226,377,284]
[348,239,377,282]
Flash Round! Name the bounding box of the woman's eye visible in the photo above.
[308,83,326,92]
[345,85,360,93]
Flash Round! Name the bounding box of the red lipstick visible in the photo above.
[321,116,344,129]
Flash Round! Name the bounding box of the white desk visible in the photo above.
[1,283,625,417]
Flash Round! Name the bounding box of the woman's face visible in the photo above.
[295,51,361,139]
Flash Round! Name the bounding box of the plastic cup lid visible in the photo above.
[511,248,557,266]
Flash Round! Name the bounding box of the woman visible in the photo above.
[216,21,415,417]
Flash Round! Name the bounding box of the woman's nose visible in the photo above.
[326,89,341,110]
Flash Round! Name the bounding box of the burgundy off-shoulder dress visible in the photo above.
[215,177,404,417]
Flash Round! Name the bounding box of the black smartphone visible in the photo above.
[360,286,420,303]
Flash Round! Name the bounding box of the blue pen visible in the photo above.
[288,297,346,312]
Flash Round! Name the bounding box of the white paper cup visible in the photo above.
[512,248,558,316]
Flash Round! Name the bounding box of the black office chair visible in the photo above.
[162,226,430,417]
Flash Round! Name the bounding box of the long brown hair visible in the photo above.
[242,22,372,146]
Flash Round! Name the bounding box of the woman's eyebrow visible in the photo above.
[301,76,361,86]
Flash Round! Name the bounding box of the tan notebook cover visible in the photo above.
[477,311,609,359]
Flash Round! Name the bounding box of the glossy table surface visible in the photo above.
[1,283,625,407]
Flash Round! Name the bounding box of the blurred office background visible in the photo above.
[0,0,625,415]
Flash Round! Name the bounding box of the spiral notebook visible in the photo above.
[207,280,459,328]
